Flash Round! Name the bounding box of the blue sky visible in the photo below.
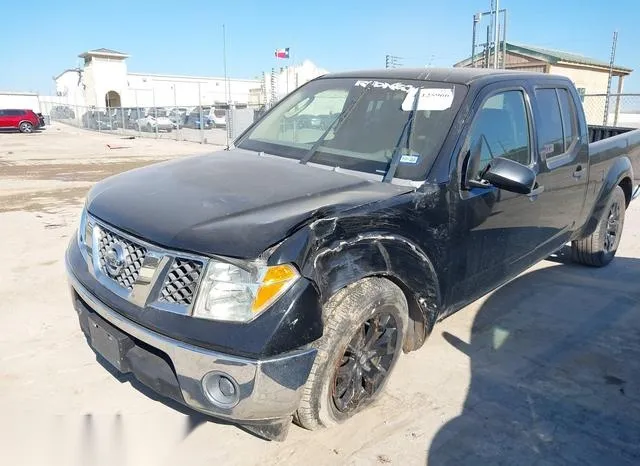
[2,0,639,93]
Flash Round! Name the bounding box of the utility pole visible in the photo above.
[603,30,618,126]
[472,13,480,68]
[222,24,230,148]
[470,3,508,69]
[493,0,500,69]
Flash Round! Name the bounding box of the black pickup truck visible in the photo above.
[66,68,640,441]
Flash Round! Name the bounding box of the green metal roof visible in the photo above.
[455,42,632,74]
[507,43,632,73]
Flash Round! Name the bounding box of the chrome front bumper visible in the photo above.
[67,268,317,423]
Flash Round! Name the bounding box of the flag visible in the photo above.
[275,48,290,59]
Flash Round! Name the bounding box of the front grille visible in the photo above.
[97,226,147,290]
[159,258,203,305]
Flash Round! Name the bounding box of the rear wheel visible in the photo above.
[19,121,33,133]
[295,277,408,430]
[571,185,626,267]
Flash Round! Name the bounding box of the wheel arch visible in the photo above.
[303,234,442,353]
[575,156,633,239]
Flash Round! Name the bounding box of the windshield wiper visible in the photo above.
[382,87,421,183]
[299,82,374,165]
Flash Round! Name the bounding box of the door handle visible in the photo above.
[527,185,545,198]
[573,165,584,179]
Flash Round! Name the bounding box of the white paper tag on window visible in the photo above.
[402,88,454,111]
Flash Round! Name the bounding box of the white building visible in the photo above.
[54,48,261,109]
[261,60,329,106]
[52,48,328,111]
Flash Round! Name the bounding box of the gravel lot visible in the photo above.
[1,123,639,466]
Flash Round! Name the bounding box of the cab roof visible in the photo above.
[321,67,572,86]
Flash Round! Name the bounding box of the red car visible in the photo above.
[0,109,41,133]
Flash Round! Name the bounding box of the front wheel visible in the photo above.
[295,277,408,430]
[19,121,34,133]
[572,185,626,267]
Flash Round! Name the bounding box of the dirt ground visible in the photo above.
[1,124,639,466]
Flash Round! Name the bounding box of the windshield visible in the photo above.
[237,77,466,180]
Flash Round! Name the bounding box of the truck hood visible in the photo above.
[86,149,412,258]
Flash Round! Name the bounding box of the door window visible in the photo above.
[556,88,578,152]
[466,90,531,176]
[535,88,565,158]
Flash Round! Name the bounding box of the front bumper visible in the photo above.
[67,268,316,439]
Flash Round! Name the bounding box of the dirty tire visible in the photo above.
[295,277,408,431]
[571,185,625,267]
[19,121,33,133]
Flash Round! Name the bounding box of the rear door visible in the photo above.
[530,85,589,249]
[2,109,21,128]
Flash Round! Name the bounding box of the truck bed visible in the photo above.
[587,125,640,184]
[588,124,638,143]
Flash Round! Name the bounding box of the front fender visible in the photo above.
[576,155,633,239]
[269,222,442,336]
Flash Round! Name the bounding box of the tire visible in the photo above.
[571,185,625,267]
[295,277,408,430]
[19,121,34,133]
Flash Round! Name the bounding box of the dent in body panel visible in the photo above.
[268,188,450,349]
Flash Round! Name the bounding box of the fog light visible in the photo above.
[202,371,240,409]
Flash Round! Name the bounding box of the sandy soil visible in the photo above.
[1,123,639,466]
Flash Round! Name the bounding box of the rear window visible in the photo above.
[535,89,564,158]
[214,109,226,118]
[557,89,578,151]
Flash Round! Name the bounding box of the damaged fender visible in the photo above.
[268,213,443,352]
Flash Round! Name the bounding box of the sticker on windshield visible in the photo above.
[402,88,454,111]
[354,80,417,93]
[399,154,420,164]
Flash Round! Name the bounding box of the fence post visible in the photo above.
[153,89,158,139]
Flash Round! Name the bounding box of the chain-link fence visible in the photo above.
[582,94,640,128]
[39,101,265,146]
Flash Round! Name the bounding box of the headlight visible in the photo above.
[77,206,88,246]
[192,259,299,322]
[77,205,93,254]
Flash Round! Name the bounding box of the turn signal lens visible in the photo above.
[252,264,299,313]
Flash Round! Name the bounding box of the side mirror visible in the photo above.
[481,157,536,194]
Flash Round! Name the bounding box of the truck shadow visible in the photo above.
[428,254,640,465]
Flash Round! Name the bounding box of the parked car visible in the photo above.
[210,108,227,128]
[50,106,76,119]
[137,108,173,132]
[66,69,640,441]
[122,108,146,129]
[167,107,188,128]
[81,111,115,131]
[0,109,42,133]
[184,110,213,129]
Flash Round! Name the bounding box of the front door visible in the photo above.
[448,84,550,308]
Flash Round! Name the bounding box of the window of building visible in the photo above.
[466,90,531,176]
